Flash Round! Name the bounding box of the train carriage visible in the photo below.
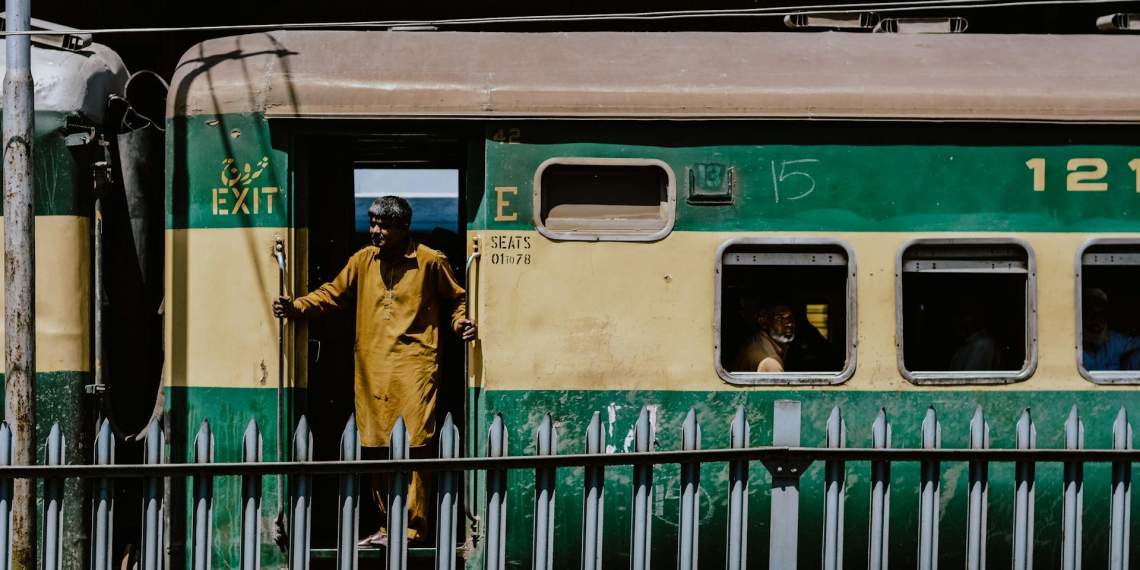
[167,30,1140,569]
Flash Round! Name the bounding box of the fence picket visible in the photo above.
[435,413,460,570]
[1012,409,1036,570]
[141,419,165,570]
[42,423,64,570]
[290,416,313,570]
[769,400,802,570]
[581,412,605,570]
[868,409,891,570]
[1062,405,1084,570]
[240,419,263,570]
[337,415,360,570]
[823,406,845,570]
[388,417,411,570]
[966,407,989,570]
[533,414,557,570]
[192,420,214,570]
[0,423,12,570]
[485,414,508,570]
[678,409,700,570]
[630,406,654,570]
[1110,407,1132,570]
[92,419,114,570]
[918,407,941,570]
[726,406,749,570]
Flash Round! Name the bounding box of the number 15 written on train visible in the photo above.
[1026,158,1140,192]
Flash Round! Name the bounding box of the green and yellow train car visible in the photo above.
[0,29,132,567]
[167,30,1140,569]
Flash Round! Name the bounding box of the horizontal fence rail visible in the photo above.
[0,401,1135,570]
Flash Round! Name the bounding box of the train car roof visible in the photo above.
[0,41,127,124]
[168,30,1140,123]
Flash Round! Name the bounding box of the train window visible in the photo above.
[534,158,676,242]
[897,239,1037,384]
[715,238,857,385]
[1077,239,1140,384]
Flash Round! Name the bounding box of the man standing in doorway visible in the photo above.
[272,196,476,546]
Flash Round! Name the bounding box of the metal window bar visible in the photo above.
[0,401,1135,570]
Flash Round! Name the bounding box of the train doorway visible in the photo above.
[292,126,476,559]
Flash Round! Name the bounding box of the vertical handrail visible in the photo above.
[484,414,508,570]
[769,400,802,570]
[274,236,287,546]
[868,409,891,570]
[141,419,165,570]
[290,416,313,570]
[630,406,654,570]
[918,407,941,570]
[435,413,460,570]
[1110,407,1132,570]
[92,419,115,570]
[191,421,214,570]
[1062,406,1084,570]
[726,407,749,570]
[677,409,700,570]
[581,412,605,570]
[966,407,989,570]
[388,417,411,570]
[336,416,360,570]
[1012,409,1036,570]
[822,406,845,570]
[42,424,65,570]
[463,238,481,529]
[240,420,263,570]
[533,414,557,570]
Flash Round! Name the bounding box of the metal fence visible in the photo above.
[0,400,1135,570]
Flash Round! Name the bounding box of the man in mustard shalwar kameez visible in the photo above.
[273,196,475,546]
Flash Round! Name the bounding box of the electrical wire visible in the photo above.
[0,0,1135,36]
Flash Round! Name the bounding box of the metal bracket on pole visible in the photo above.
[766,400,804,570]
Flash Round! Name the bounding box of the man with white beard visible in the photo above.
[1083,288,1140,371]
[734,301,796,372]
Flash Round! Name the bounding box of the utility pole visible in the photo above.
[3,0,35,567]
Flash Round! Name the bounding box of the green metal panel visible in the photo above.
[165,386,301,570]
[0,111,92,217]
[0,371,91,570]
[482,388,1139,570]
[478,122,1140,233]
[166,114,290,230]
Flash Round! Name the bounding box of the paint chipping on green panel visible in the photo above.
[482,389,1140,570]
[477,122,1140,233]
[166,113,289,230]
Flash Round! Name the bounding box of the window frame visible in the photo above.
[1075,237,1140,385]
[714,237,858,386]
[895,237,1038,386]
[532,157,677,242]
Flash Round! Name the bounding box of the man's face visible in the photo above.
[765,305,796,344]
[370,216,409,252]
[1084,297,1109,349]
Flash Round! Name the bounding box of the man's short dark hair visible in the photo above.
[367,196,413,225]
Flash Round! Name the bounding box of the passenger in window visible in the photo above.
[272,196,477,546]
[1083,288,1140,371]
[734,300,796,372]
[948,297,1004,371]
